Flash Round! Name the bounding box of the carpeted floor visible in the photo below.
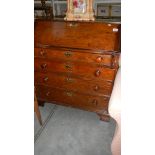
[34,103,116,155]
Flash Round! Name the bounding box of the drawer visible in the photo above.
[34,58,116,81]
[34,48,113,67]
[35,85,109,111]
[34,72,113,96]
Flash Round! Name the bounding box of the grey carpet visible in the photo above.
[34,103,116,155]
[34,103,57,141]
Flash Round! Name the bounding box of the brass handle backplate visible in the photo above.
[66,91,73,97]
[64,51,72,57]
[66,77,74,83]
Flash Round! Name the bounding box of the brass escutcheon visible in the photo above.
[65,64,72,70]
[68,23,78,27]
[66,91,73,97]
[66,77,74,83]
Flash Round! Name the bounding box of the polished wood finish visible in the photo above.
[35,72,113,96]
[34,20,120,121]
[34,47,113,67]
[35,85,109,110]
[34,21,120,51]
[34,58,116,81]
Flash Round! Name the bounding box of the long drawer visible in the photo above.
[34,48,113,67]
[35,85,109,111]
[34,58,116,81]
[34,72,113,96]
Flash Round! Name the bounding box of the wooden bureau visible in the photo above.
[34,20,120,121]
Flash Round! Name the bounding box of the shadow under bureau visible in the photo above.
[34,20,120,121]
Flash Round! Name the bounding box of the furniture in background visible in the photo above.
[34,20,120,121]
[109,63,121,155]
[52,0,67,18]
[34,89,42,125]
[34,0,53,20]
[52,0,121,22]
[94,0,121,19]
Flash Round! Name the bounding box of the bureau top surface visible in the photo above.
[34,20,121,51]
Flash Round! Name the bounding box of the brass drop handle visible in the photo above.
[96,56,103,63]
[40,50,46,56]
[95,70,101,77]
[41,63,47,69]
[46,91,50,96]
[93,85,99,91]
[92,99,98,106]
[44,77,49,82]
[66,91,73,97]
[64,51,72,57]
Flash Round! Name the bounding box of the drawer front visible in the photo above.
[34,58,116,81]
[34,72,113,96]
[35,85,109,111]
[34,48,113,67]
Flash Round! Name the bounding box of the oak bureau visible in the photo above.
[34,20,121,121]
